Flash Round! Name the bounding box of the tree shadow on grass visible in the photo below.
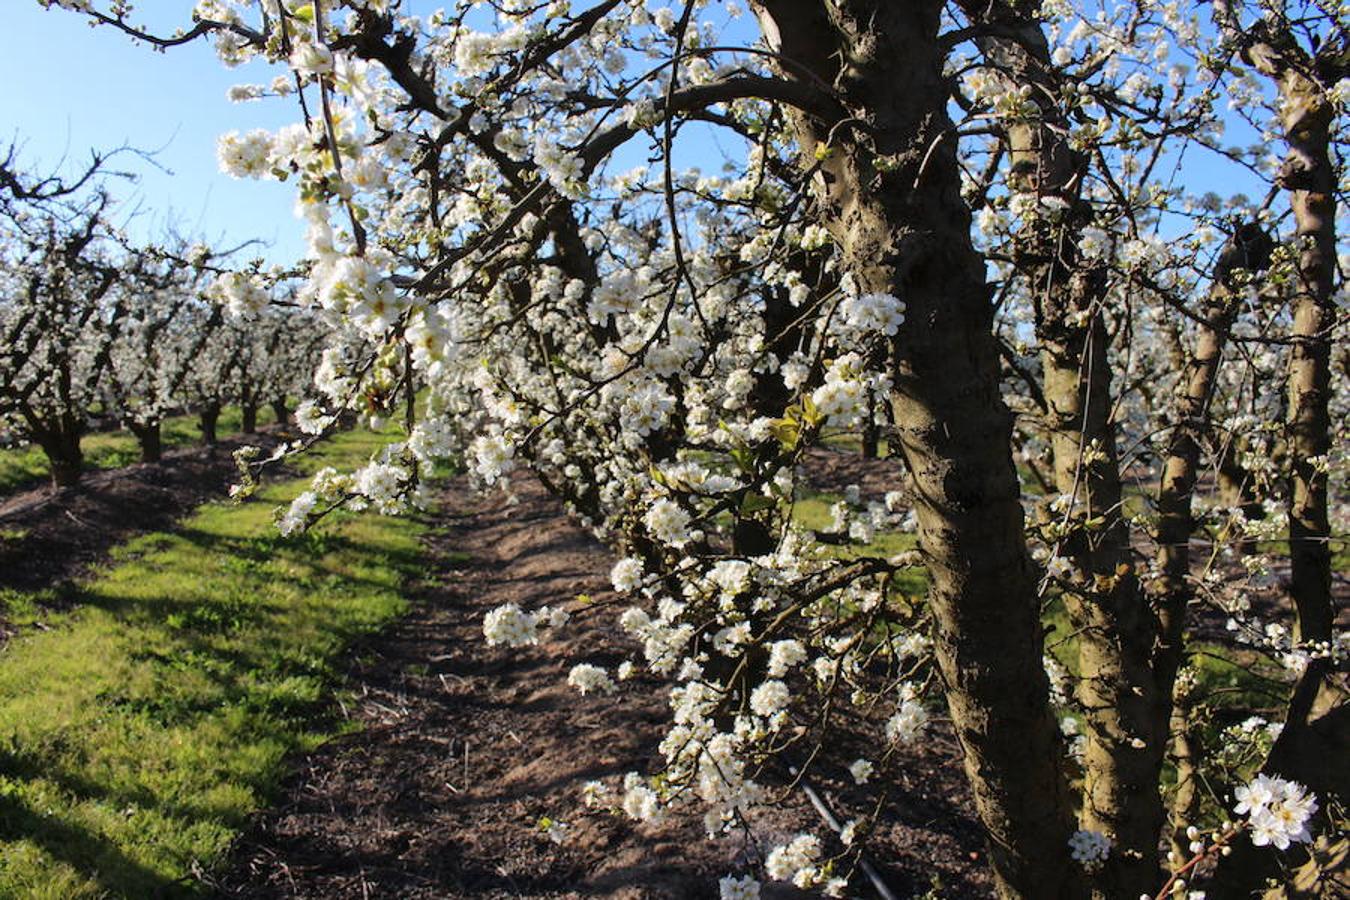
[0,527,425,896]
[0,791,191,898]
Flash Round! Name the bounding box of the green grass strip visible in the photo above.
[0,406,280,495]
[0,428,428,898]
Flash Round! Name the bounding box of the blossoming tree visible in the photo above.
[0,155,125,486]
[47,0,1346,896]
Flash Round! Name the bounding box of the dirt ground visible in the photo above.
[213,473,993,899]
[800,447,907,499]
[0,431,287,604]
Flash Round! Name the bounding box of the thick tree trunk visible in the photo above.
[241,403,259,435]
[200,402,221,446]
[38,429,83,488]
[131,421,162,464]
[955,4,1166,893]
[1152,227,1271,862]
[270,398,289,426]
[754,3,1077,896]
[1277,73,1337,738]
[1041,311,1166,895]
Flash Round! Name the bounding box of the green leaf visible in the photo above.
[740,493,776,515]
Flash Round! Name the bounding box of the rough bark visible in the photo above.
[270,399,289,426]
[1209,19,1346,893]
[241,402,259,435]
[1152,226,1270,863]
[955,3,1166,892]
[1043,316,1166,898]
[753,3,1077,895]
[1274,64,1337,737]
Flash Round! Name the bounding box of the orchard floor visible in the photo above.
[213,475,993,900]
[0,431,287,621]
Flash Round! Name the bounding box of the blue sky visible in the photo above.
[3,4,306,262]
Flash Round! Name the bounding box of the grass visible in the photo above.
[0,406,279,495]
[792,489,927,598]
[819,429,891,456]
[0,427,430,898]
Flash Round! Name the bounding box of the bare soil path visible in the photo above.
[214,475,992,899]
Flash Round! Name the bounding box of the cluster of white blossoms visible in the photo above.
[810,354,874,427]
[717,873,760,900]
[216,129,275,179]
[289,40,334,78]
[642,498,693,547]
[609,556,645,592]
[207,271,270,318]
[763,833,844,892]
[619,771,664,824]
[294,399,334,436]
[471,434,515,485]
[1233,775,1318,850]
[884,685,930,745]
[837,290,906,338]
[482,603,568,648]
[618,381,675,438]
[354,461,409,514]
[766,639,807,677]
[748,679,790,719]
[276,453,417,534]
[1077,225,1112,260]
[1068,829,1112,869]
[566,663,617,696]
[278,490,319,537]
[534,138,586,199]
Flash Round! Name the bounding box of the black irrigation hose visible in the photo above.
[788,764,899,900]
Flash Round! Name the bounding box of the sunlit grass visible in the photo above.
[792,489,926,598]
[0,428,430,898]
[0,406,279,495]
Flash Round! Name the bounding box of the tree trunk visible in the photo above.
[1040,310,1166,896]
[131,421,162,464]
[200,402,221,446]
[1153,284,1237,859]
[1210,42,1344,896]
[38,429,83,488]
[241,403,259,434]
[953,3,1165,892]
[1152,226,1271,862]
[1216,441,1266,554]
[1276,68,1337,742]
[754,3,1077,895]
[270,398,289,426]
[860,394,879,459]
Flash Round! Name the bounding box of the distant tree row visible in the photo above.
[0,150,324,487]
